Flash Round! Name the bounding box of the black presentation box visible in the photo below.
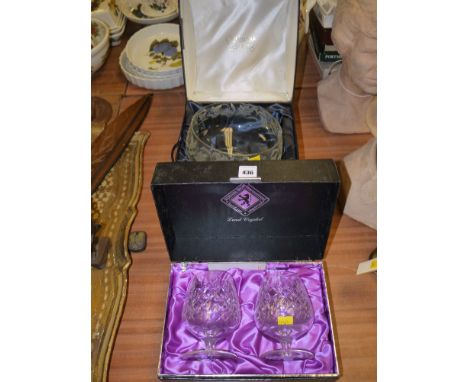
[151,160,341,381]
[151,160,340,263]
[172,0,302,162]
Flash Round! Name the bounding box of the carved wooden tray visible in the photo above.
[91,130,150,382]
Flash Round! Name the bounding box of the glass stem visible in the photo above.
[204,337,216,354]
[281,339,292,357]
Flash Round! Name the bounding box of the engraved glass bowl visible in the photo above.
[186,103,283,161]
[254,270,315,361]
[182,271,241,360]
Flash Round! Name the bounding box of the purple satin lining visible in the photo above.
[160,262,336,375]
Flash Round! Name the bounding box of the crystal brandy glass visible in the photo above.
[254,270,315,361]
[182,271,241,360]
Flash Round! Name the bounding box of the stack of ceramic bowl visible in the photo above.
[92,19,111,74]
[120,23,184,90]
[92,0,127,46]
[117,0,178,25]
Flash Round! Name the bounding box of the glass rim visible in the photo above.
[187,103,283,159]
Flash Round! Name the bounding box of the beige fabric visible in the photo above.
[317,0,376,134]
[318,64,375,134]
[343,138,377,229]
[316,0,377,227]
[367,96,377,136]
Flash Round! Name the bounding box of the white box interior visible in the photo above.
[180,0,299,103]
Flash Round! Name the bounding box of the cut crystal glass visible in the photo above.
[254,270,315,361]
[186,103,283,161]
[181,271,241,359]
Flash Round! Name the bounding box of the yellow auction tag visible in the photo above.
[248,155,261,161]
[357,258,378,274]
[277,316,294,325]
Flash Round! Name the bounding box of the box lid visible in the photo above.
[179,0,299,103]
[151,160,340,262]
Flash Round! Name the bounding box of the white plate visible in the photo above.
[127,61,182,78]
[110,22,126,46]
[92,47,111,74]
[117,0,178,25]
[119,49,184,90]
[109,20,127,38]
[125,23,182,75]
[92,0,125,29]
[141,0,177,17]
[126,55,182,78]
[91,18,110,56]
[108,17,126,35]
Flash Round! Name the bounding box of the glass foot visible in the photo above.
[181,349,238,360]
[260,348,315,361]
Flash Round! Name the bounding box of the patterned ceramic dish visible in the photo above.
[109,18,127,46]
[92,0,127,46]
[127,59,182,78]
[125,51,182,78]
[119,49,184,89]
[125,23,182,76]
[92,18,111,74]
[117,0,178,25]
[92,0,124,30]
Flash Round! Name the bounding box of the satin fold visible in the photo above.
[180,0,298,102]
[160,262,336,376]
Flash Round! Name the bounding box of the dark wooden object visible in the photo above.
[92,96,114,125]
[91,93,153,193]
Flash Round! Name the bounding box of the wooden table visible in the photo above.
[92,22,377,382]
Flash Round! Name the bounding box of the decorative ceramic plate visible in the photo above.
[92,18,110,74]
[119,49,184,89]
[117,0,178,25]
[125,23,182,75]
[92,48,111,74]
[140,0,177,17]
[92,0,125,29]
[92,19,109,53]
[92,0,126,46]
[125,49,182,79]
